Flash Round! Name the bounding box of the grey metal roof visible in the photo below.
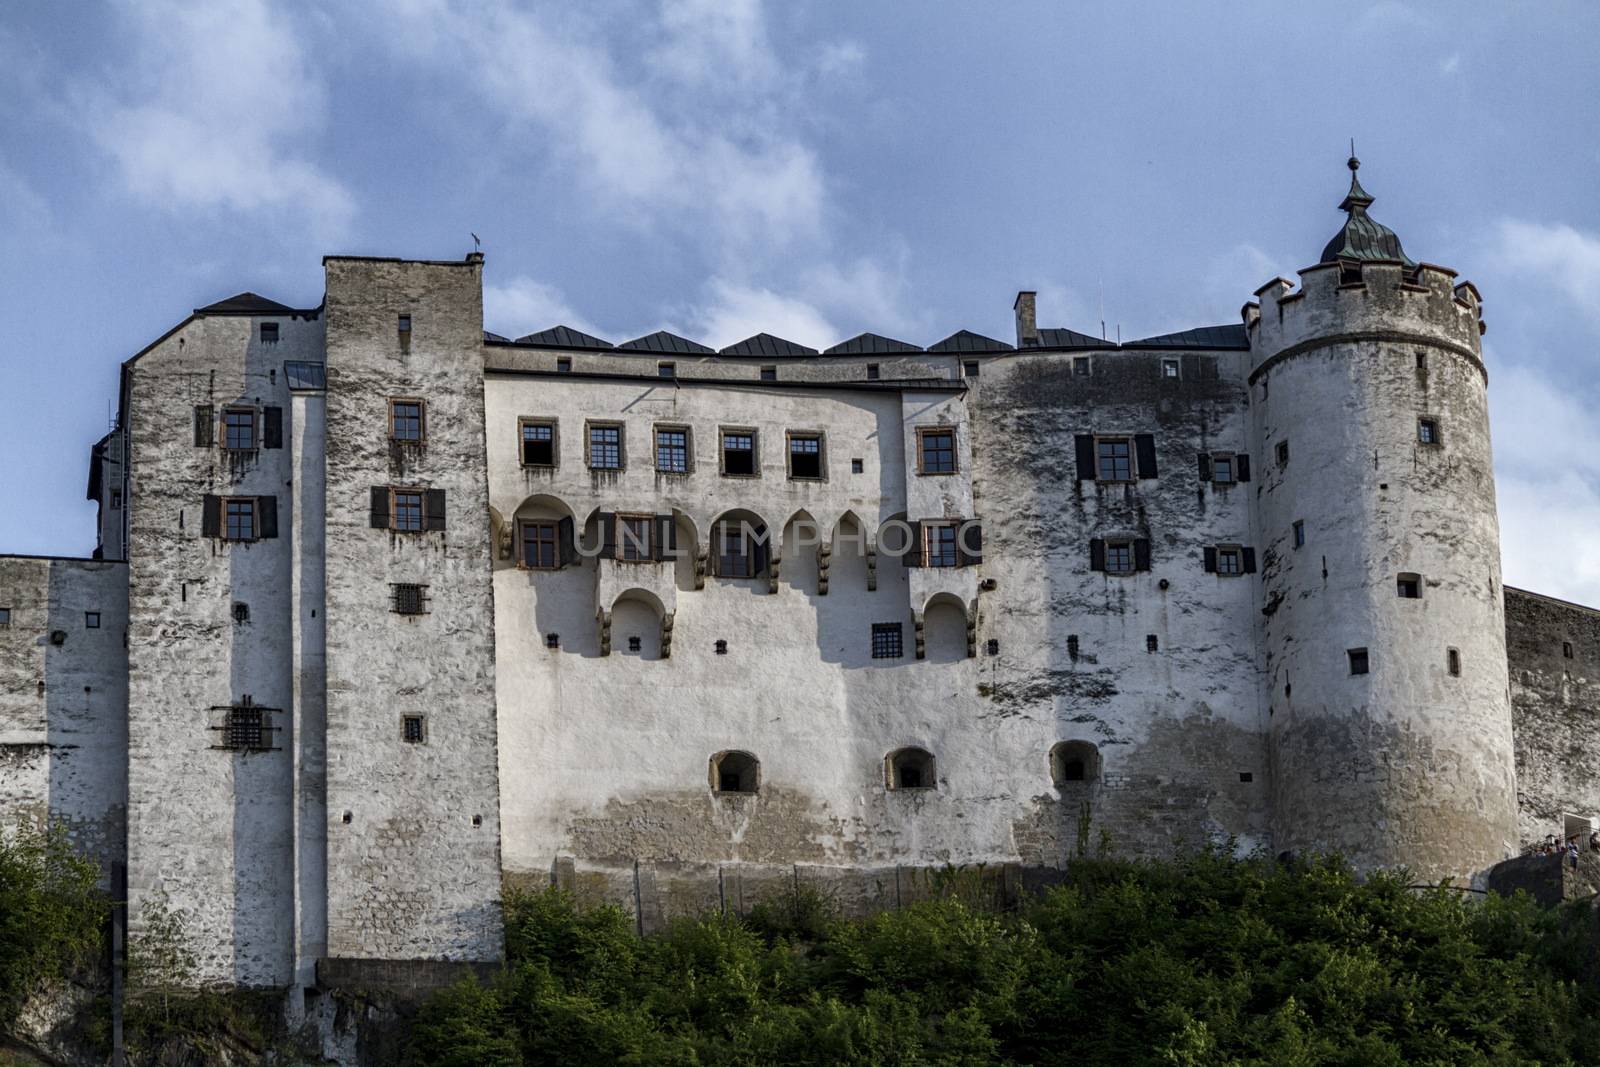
[284,361,326,390]
[1035,328,1106,349]
[823,332,925,355]
[517,325,612,349]
[1123,324,1250,350]
[195,292,298,315]
[483,330,509,342]
[618,330,715,355]
[927,329,1013,353]
[720,333,819,357]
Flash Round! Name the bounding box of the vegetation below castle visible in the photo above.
[407,850,1600,1066]
[0,826,103,1036]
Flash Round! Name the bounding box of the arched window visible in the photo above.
[1051,741,1101,787]
[886,747,936,790]
[711,751,759,794]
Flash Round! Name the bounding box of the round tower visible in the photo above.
[1246,158,1517,882]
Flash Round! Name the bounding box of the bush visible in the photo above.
[0,824,105,1033]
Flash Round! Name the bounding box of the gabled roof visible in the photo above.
[720,333,819,357]
[1035,328,1105,349]
[483,330,510,342]
[195,292,298,316]
[618,330,715,355]
[824,332,924,355]
[516,325,611,349]
[927,329,1013,353]
[1123,324,1250,350]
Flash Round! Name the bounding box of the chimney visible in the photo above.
[1013,291,1038,348]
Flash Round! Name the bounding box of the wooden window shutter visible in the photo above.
[1198,453,1212,481]
[201,494,221,537]
[1203,546,1218,572]
[1074,435,1096,481]
[194,405,214,447]
[958,521,982,566]
[904,521,924,567]
[424,489,447,531]
[369,487,390,529]
[1242,547,1257,573]
[752,524,771,576]
[1134,434,1157,478]
[597,512,616,558]
[258,496,278,539]
[653,514,676,562]
[1134,537,1151,572]
[1236,454,1252,482]
[262,406,283,449]
[1089,537,1106,572]
[557,516,576,567]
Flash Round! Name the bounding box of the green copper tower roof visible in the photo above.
[1319,155,1415,268]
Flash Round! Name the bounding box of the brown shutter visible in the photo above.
[597,512,616,558]
[194,405,214,447]
[1089,538,1106,572]
[424,489,447,530]
[201,494,221,537]
[1074,435,1096,481]
[1134,434,1157,479]
[958,521,983,566]
[369,487,389,529]
[1198,453,1212,481]
[262,406,283,449]
[1203,546,1218,573]
[1242,547,1257,574]
[1134,538,1151,572]
[904,521,924,568]
[258,496,278,538]
[1236,454,1251,482]
[557,516,576,567]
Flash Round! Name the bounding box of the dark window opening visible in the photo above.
[111,490,122,509]
[618,515,653,561]
[1212,455,1235,484]
[1276,440,1290,466]
[0,608,10,627]
[1349,648,1370,675]
[225,498,257,541]
[546,633,560,649]
[1146,634,1158,652]
[788,434,823,479]
[223,408,256,451]
[232,602,250,624]
[919,429,957,474]
[1339,263,1363,285]
[521,421,556,466]
[1397,573,1421,599]
[712,751,759,794]
[888,747,935,791]
[402,715,425,743]
[760,365,777,381]
[521,522,558,569]
[713,521,756,577]
[655,427,689,473]
[1051,741,1100,786]
[194,405,215,447]
[866,363,880,381]
[1418,417,1440,445]
[392,491,424,532]
[588,424,622,470]
[1293,520,1305,548]
[1096,437,1133,481]
[219,702,270,750]
[627,635,642,653]
[1563,641,1574,659]
[1067,635,1079,660]
[390,400,424,442]
[986,638,999,656]
[397,314,412,334]
[924,523,959,568]
[715,639,728,655]
[556,357,572,373]
[963,361,979,378]
[721,431,756,476]
[1416,351,1427,370]
[658,362,676,378]
[1073,356,1090,376]
[1162,358,1180,379]
[260,322,279,344]
[851,458,864,473]
[85,612,101,629]
[391,583,429,615]
[872,623,903,659]
[1239,772,1254,783]
[1447,647,1461,676]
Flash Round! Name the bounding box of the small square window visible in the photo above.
[658,362,676,379]
[1216,547,1243,575]
[1292,520,1305,548]
[715,639,729,655]
[871,623,903,659]
[1418,417,1440,445]
[923,522,959,568]
[963,360,980,378]
[1348,648,1370,676]
[556,357,572,373]
[1397,574,1421,599]
[392,490,424,532]
[851,458,864,474]
[788,433,823,479]
[232,602,250,624]
[1162,358,1180,379]
[721,430,756,476]
[521,522,559,569]
[222,408,256,451]
[546,633,560,649]
[1276,440,1290,466]
[1105,540,1134,575]
[1447,647,1461,676]
[521,420,557,466]
[1096,437,1133,482]
[866,364,880,381]
[588,424,623,470]
[224,705,266,749]
[1073,356,1091,376]
[390,399,424,442]
[655,427,690,473]
[1212,455,1235,484]
[402,715,425,743]
[0,608,10,627]
[391,583,429,615]
[224,498,257,541]
[398,314,412,334]
[260,322,279,344]
[918,428,957,474]
[627,635,642,653]
[760,365,777,382]
[85,612,101,629]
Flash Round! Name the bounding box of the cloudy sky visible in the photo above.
[2,1,1597,601]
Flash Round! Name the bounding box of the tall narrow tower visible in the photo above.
[1247,159,1517,881]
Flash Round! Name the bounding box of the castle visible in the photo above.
[3,160,1598,996]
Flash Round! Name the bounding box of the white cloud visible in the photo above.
[483,277,604,342]
[688,280,838,350]
[1489,220,1600,327]
[78,0,352,236]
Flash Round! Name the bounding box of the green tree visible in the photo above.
[0,823,106,1034]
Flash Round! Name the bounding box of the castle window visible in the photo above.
[917,427,958,474]
[1563,641,1574,659]
[1067,635,1079,660]
[1162,358,1180,379]
[392,490,424,532]
[212,698,275,751]
[556,357,572,373]
[760,365,777,382]
[0,608,10,627]
[986,638,999,655]
[222,407,256,451]
[923,521,959,568]
[401,715,426,744]
[1293,520,1305,548]
[1418,417,1440,445]
[1051,740,1100,786]
[963,360,979,378]
[520,419,557,467]
[1146,634,1158,653]
[1073,356,1090,376]
[84,612,101,629]
[545,633,560,649]
[390,399,425,442]
[720,429,757,476]
[587,423,623,470]
[1239,772,1254,783]
[1090,537,1148,575]
[866,363,880,381]
[1216,547,1242,575]
[225,498,258,541]
[391,583,429,615]
[1105,540,1133,574]
[787,432,824,480]
[658,361,676,379]
[1212,454,1235,484]
[111,490,122,510]
[1416,351,1427,371]
[520,521,559,569]
[1348,648,1370,675]
[715,639,728,655]
[397,314,412,335]
[886,747,936,790]
[713,520,763,577]
[627,635,642,653]
[1396,573,1421,599]
[617,514,654,562]
[1447,647,1461,676]
[1204,545,1255,575]
[232,602,250,624]
[851,458,864,473]
[1339,263,1362,285]
[655,427,690,473]
[369,487,442,532]
[1096,437,1133,482]
[260,322,279,344]
[872,623,903,659]
[1276,440,1289,466]
[711,750,759,794]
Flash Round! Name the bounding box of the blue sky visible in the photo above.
[2,1,1598,601]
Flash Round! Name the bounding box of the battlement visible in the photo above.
[1247,259,1485,379]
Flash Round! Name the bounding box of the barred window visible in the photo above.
[589,424,622,470]
[393,491,424,532]
[924,522,958,568]
[402,715,425,743]
[871,623,903,659]
[1096,438,1132,481]
[391,400,424,442]
[225,499,256,541]
[655,428,689,473]
[226,706,264,749]
[222,408,256,450]
[391,583,429,615]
